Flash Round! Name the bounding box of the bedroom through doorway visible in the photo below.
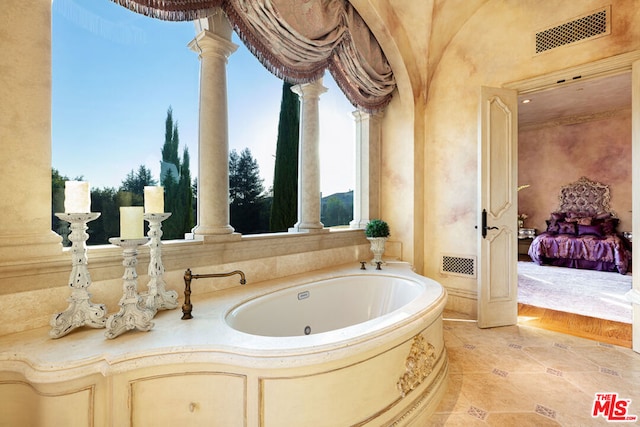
[515,69,633,347]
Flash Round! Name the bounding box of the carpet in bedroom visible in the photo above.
[517,261,632,324]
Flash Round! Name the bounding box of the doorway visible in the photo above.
[497,51,640,351]
[516,72,632,346]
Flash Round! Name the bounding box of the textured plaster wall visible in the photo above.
[0,0,62,260]
[518,112,632,233]
[422,0,640,311]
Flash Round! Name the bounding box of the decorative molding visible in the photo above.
[519,107,630,131]
[389,355,448,426]
[504,50,640,94]
[397,334,437,397]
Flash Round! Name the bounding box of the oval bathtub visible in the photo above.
[226,274,427,337]
[0,262,448,427]
[220,262,449,426]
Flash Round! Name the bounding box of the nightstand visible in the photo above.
[518,237,533,256]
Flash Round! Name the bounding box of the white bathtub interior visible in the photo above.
[225,274,426,337]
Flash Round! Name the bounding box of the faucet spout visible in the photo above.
[181,268,246,320]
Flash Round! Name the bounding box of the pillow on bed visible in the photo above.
[591,213,619,235]
[577,224,604,237]
[557,221,576,235]
[564,212,592,225]
[545,212,567,234]
[599,218,619,235]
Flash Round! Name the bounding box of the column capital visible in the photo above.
[352,108,385,122]
[291,78,328,100]
[188,30,238,60]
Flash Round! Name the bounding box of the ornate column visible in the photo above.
[290,79,328,232]
[350,109,383,229]
[189,12,238,239]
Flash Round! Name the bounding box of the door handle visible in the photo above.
[480,209,498,239]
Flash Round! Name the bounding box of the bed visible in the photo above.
[527,177,632,274]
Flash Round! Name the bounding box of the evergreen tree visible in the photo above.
[269,81,300,232]
[161,106,180,168]
[159,106,192,239]
[120,165,157,197]
[229,148,266,234]
[179,146,194,234]
[88,187,119,245]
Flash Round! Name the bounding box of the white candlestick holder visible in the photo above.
[105,237,154,339]
[50,213,107,339]
[141,213,178,313]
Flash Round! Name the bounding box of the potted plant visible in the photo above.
[365,219,390,265]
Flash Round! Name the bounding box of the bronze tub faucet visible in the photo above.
[181,268,246,319]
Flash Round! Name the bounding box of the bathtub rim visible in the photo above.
[224,271,430,338]
[0,262,447,380]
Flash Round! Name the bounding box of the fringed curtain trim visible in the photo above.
[109,0,396,112]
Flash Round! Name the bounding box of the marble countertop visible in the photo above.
[0,262,445,382]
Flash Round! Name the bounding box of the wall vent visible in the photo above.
[440,254,476,278]
[535,7,609,54]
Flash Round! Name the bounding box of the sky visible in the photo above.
[51,0,355,196]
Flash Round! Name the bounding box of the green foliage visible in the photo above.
[365,219,390,238]
[51,106,195,244]
[160,107,194,239]
[120,165,157,197]
[270,81,300,232]
[229,148,268,234]
[178,146,194,234]
[88,187,120,245]
[161,106,180,168]
[321,191,353,227]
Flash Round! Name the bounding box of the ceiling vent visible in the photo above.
[535,6,610,54]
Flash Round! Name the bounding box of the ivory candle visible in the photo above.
[120,207,144,239]
[144,186,164,213]
[64,181,91,213]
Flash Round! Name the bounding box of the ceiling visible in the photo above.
[517,72,632,127]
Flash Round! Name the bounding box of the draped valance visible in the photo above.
[110,0,396,111]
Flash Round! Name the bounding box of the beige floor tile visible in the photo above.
[433,317,640,427]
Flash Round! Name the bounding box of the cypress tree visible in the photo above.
[179,146,194,233]
[269,81,300,232]
[160,106,191,239]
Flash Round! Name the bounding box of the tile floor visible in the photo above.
[428,312,640,426]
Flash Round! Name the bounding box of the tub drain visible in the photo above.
[304,326,311,335]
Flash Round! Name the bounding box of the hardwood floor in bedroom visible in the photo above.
[518,303,632,348]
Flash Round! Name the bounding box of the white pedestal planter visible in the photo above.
[367,237,388,265]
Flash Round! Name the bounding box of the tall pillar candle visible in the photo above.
[144,186,164,213]
[120,207,144,239]
[64,181,91,213]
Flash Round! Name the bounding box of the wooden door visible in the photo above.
[477,86,518,328]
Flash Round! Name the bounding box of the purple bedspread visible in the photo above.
[528,232,631,274]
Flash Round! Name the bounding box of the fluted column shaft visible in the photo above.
[189,16,238,237]
[290,79,328,232]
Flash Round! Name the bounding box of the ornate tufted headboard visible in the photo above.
[557,176,615,217]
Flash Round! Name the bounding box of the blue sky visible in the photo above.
[52,0,355,196]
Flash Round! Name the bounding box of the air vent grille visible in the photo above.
[535,7,609,54]
[440,254,476,278]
